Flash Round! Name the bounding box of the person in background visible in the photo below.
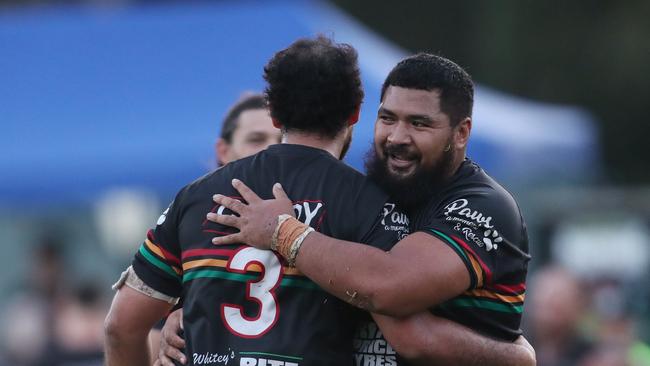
[1,235,107,366]
[0,236,66,366]
[214,93,282,167]
[525,266,594,366]
[50,282,106,366]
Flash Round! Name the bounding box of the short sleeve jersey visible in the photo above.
[131,144,404,366]
[351,159,529,366]
[411,158,530,341]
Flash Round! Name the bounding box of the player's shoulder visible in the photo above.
[411,159,526,238]
[270,144,385,198]
[161,162,246,215]
[445,159,521,212]
[439,160,527,242]
[329,161,387,202]
[331,159,378,185]
[414,160,529,259]
[185,154,258,191]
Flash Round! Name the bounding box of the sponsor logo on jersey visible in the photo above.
[452,222,501,251]
[353,321,398,366]
[192,350,235,365]
[381,203,410,239]
[482,228,503,251]
[445,199,502,252]
[203,199,325,234]
[240,358,298,366]
[191,350,300,366]
[443,199,493,229]
[292,200,324,227]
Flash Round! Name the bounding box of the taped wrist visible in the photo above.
[275,216,314,267]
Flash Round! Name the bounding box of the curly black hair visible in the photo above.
[263,36,364,139]
[381,53,474,127]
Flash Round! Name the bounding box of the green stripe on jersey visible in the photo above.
[139,245,180,279]
[239,352,303,361]
[429,229,470,263]
[183,269,320,290]
[446,297,523,314]
[183,269,253,283]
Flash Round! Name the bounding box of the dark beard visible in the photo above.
[365,143,455,213]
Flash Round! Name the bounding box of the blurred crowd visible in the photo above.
[0,235,106,366]
[524,266,650,366]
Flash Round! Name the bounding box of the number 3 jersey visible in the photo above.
[131,144,405,366]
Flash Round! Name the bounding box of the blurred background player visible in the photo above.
[0,234,106,366]
[214,93,281,167]
[526,266,594,366]
[525,265,650,366]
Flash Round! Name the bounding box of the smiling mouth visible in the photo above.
[387,154,417,171]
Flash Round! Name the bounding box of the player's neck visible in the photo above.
[282,132,345,159]
[445,151,468,179]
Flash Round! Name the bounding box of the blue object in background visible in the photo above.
[0,0,600,207]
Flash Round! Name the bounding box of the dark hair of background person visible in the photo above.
[263,35,364,139]
[381,53,474,127]
[219,94,268,143]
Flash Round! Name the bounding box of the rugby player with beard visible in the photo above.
[209,53,532,365]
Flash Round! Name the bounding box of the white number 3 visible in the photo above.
[221,247,282,338]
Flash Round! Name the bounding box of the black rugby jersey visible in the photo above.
[410,158,530,341]
[351,159,530,366]
[131,144,404,366]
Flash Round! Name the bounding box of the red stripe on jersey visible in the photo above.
[202,229,237,236]
[489,283,526,295]
[182,248,236,260]
[147,229,181,265]
[449,234,493,284]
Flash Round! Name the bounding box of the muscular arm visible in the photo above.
[293,231,469,316]
[104,286,174,366]
[210,183,469,317]
[373,312,535,366]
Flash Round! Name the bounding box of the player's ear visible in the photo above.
[271,117,283,129]
[348,105,361,126]
[216,138,229,166]
[454,117,472,149]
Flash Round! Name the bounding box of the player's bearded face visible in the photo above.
[366,136,454,212]
[367,86,457,212]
